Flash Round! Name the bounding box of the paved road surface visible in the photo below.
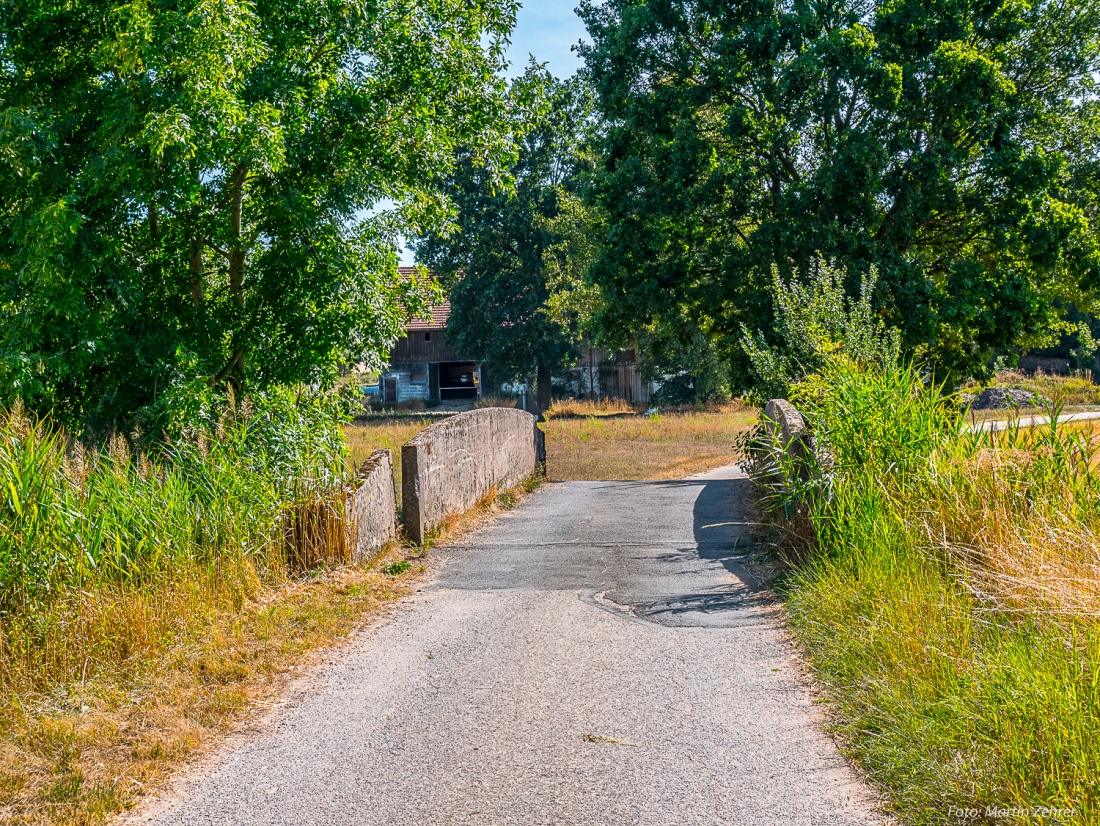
[969,409,1100,432]
[140,468,882,825]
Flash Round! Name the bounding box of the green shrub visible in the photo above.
[754,361,1100,822]
[0,388,352,690]
[741,260,901,400]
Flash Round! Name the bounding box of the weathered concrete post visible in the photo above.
[402,408,540,544]
[345,449,398,560]
[762,399,808,462]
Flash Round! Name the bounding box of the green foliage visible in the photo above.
[579,0,1100,387]
[0,389,348,616]
[382,560,411,577]
[1073,321,1098,371]
[752,362,1100,820]
[638,329,731,405]
[540,187,606,333]
[416,72,595,387]
[741,261,901,400]
[0,0,519,429]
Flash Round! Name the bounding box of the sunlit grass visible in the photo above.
[962,368,1100,407]
[757,361,1100,822]
[542,406,756,480]
[544,397,640,418]
[0,396,417,825]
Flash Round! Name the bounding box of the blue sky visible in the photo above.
[397,1,587,264]
[505,1,587,78]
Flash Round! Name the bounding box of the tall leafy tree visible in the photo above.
[579,0,1100,385]
[0,0,518,427]
[417,72,595,409]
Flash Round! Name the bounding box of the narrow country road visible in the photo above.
[139,468,882,825]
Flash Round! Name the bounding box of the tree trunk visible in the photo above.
[536,361,552,412]
[226,164,248,386]
[189,234,204,308]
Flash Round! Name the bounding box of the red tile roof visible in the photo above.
[406,301,450,331]
[397,266,450,331]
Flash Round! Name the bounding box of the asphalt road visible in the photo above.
[969,409,1100,432]
[140,468,882,825]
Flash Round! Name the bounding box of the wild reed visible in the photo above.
[752,360,1100,822]
[0,390,351,695]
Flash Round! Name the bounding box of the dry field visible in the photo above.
[541,406,757,481]
[344,417,435,507]
[344,405,759,487]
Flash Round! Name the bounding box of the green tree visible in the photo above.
[417,72,595,409]
[741,260,901,400]
[579,0,1100,387]
[0,0,518,428]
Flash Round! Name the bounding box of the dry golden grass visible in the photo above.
[544,397,640,418]
[0,466,545,826]
[0,398,553,826]
[542,406,757,480]
[0,546,418,826]
[344,417,434,507]
[926,422,1100,620]
[473,395,520,410]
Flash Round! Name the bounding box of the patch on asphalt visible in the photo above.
[586,588,768,629]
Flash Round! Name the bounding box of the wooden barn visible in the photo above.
[379,293,483,404]
[564,345,657,404]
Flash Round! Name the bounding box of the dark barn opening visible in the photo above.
[439,362,479,400]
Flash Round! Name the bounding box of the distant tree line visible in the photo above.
[6,0,1100,428]
[0,0,521,430]
[576,0,1100,388]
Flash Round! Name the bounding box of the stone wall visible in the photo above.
[762,399,808,462]
[759,398,827,482]
[345,449,398,560]
[402,407,541,543]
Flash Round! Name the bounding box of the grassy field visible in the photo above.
[542,405,756,480]
[755,362,1100,823]
[344,416,435,509]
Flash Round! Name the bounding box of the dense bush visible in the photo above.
[753,361,1100,822]
[741,261,900,401]
[0,389,352,688]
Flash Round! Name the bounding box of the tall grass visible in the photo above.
[755,360,1100,823]
[0,390,351,693]
[544,397,639,418]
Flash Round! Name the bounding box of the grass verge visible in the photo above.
[0,392,416,826]
[1,464,542,826]
[753,361,1100,823]
[0,546,417,826]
